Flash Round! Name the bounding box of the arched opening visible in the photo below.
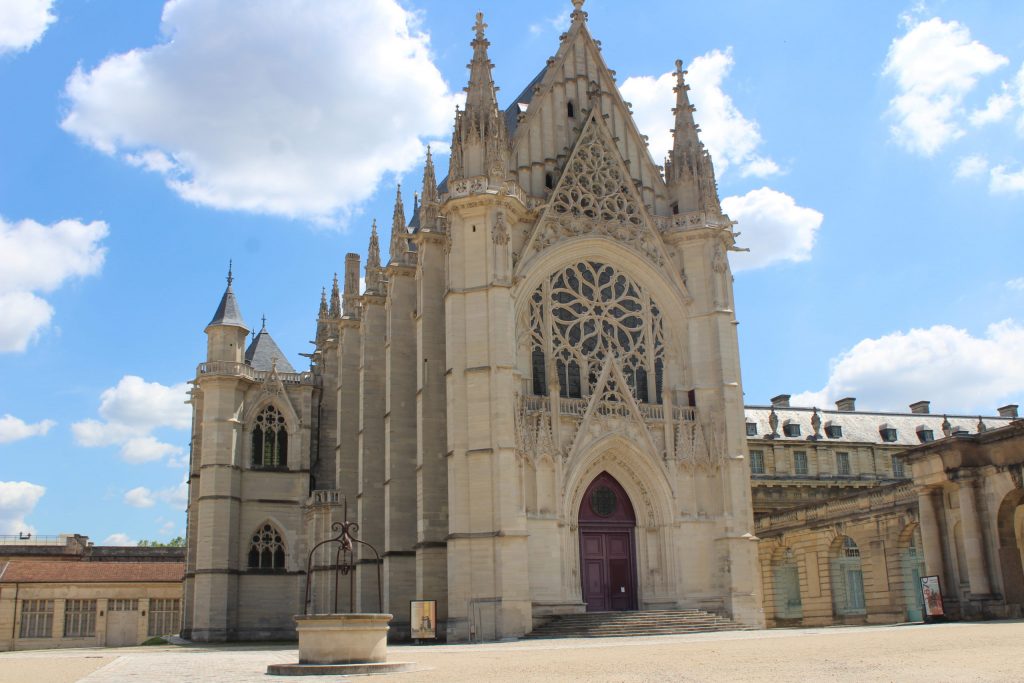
[830,536,866,616]
[900,525,927,621]
[248,522,286,571]
[996,489,1024,608]
[579,472,637,611]
[772,547,803,621]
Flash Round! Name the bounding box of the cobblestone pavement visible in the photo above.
[0,621,1021,682]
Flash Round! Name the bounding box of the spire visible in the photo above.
[449,12,508,182]
[665,59,722,216]
[207,261,248,331]
[329,273,341,318]
[365,220,383,293]
[465,13,500,116]
[319,286,329,319]
[389,184,407,263]
[419,147,441,231]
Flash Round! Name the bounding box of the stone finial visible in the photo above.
[977,416,987,433]
[318,286,328,319]
[811,408,822,439]
[390,184,407,263]
[941,415,952,437]
[571,0,587,23]
[768,408,779,439]
[329,273,341,318]
[365,221,383,293]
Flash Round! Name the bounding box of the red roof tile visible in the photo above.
[0,560,183,584]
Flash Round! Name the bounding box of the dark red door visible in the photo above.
[579,472,637,612]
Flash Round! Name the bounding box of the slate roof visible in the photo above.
[245,324,296,373]
[0,560,184,584]
[744,405,1014,447]
[207,283,248,330]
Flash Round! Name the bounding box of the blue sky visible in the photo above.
[0,0,1021,544]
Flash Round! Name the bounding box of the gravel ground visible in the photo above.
[0,621,1021,682]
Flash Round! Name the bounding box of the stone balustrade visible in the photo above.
[196,360,315,385]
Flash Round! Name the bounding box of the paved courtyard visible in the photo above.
[0,621,1021,682]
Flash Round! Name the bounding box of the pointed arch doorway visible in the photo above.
[579,472,638,611]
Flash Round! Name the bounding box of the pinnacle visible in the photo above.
[390,184,406,262]
[464,11,500,114]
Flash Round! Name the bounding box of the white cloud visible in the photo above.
[0,0,55,54]
[1007,277,1024,291]
[883,17,1008,156]
[124,486,156,508]
[792,320,1024,413]
[969,88,1015,126]
[61,0,459,224]
[0,481,45,534]
[955,154,989,178]
[990,165,1024,194]
[158,481,189,510]
[103,532,134,546]
[0,217,108,352]
[721,188,823,272]
[620,48,778,178]
[0,414,56,444]
[72,375,190,464]
[529,9,570,36]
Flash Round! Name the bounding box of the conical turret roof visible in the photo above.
[245,317,296,373]
[207,262,248,331]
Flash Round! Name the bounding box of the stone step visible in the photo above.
[524,609,745,640]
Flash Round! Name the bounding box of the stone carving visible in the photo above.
[811,408,822,440]
[528,114,664,266]
[523,261,664,403]
[674,416,723,472]
[941,415,952,437]
[492,210,509,245]
[768,408,779,439]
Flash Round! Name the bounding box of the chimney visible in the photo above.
[770,394,791,408]
[998,404,1019,418]
[835,397,856,412]
[909,400,930,414]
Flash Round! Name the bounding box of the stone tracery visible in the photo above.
[526,261,664,403]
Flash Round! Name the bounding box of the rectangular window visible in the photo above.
[148,599,182,637]
[19,599,53,639]
[836,452,851,476]
[531,347,547,396]
[749,450,765,475]
[64,599,97,637]
[794,451,808,476]
[746,422,758,437]
[892,456,905,478]
[108,599,138,611]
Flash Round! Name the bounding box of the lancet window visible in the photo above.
[526,261,665,403]
[252,405,287,469]
[248,523,286,570]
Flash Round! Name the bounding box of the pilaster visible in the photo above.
[357,291,387,611]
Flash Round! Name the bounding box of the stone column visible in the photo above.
[956,476,992,596]
[357,292,387,612]
[916,488,946,588]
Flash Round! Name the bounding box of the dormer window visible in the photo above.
[879,424,898,442]
[783,421,801,438]
[825,424,843,439]
[746,422,758,437]
[916,427,934,443]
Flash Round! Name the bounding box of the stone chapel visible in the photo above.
[182,1,765,642]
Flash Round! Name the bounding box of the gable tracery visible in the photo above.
[527,116,665,267]
[526,261,664,404]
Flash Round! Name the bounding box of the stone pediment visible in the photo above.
[517,111,671,274]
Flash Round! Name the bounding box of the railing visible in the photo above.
[444,176,530,208]
[309,490,342,505]
[523,395,696,423]
[755,482,916,533]
[654,211,733,233]
[0,534,69,545]
[197,361,313,385]
[523,395,549,412]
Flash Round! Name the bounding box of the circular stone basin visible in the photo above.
[295,613,392,665]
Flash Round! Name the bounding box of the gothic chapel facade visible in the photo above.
[183,1,764,642]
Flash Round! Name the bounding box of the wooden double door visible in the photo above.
[579,472,638,612]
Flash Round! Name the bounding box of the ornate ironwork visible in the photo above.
[303,502,382,615]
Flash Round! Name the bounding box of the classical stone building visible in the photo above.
[183,2,764,642]
[752,405,1022,628]
[0,534,184,651]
